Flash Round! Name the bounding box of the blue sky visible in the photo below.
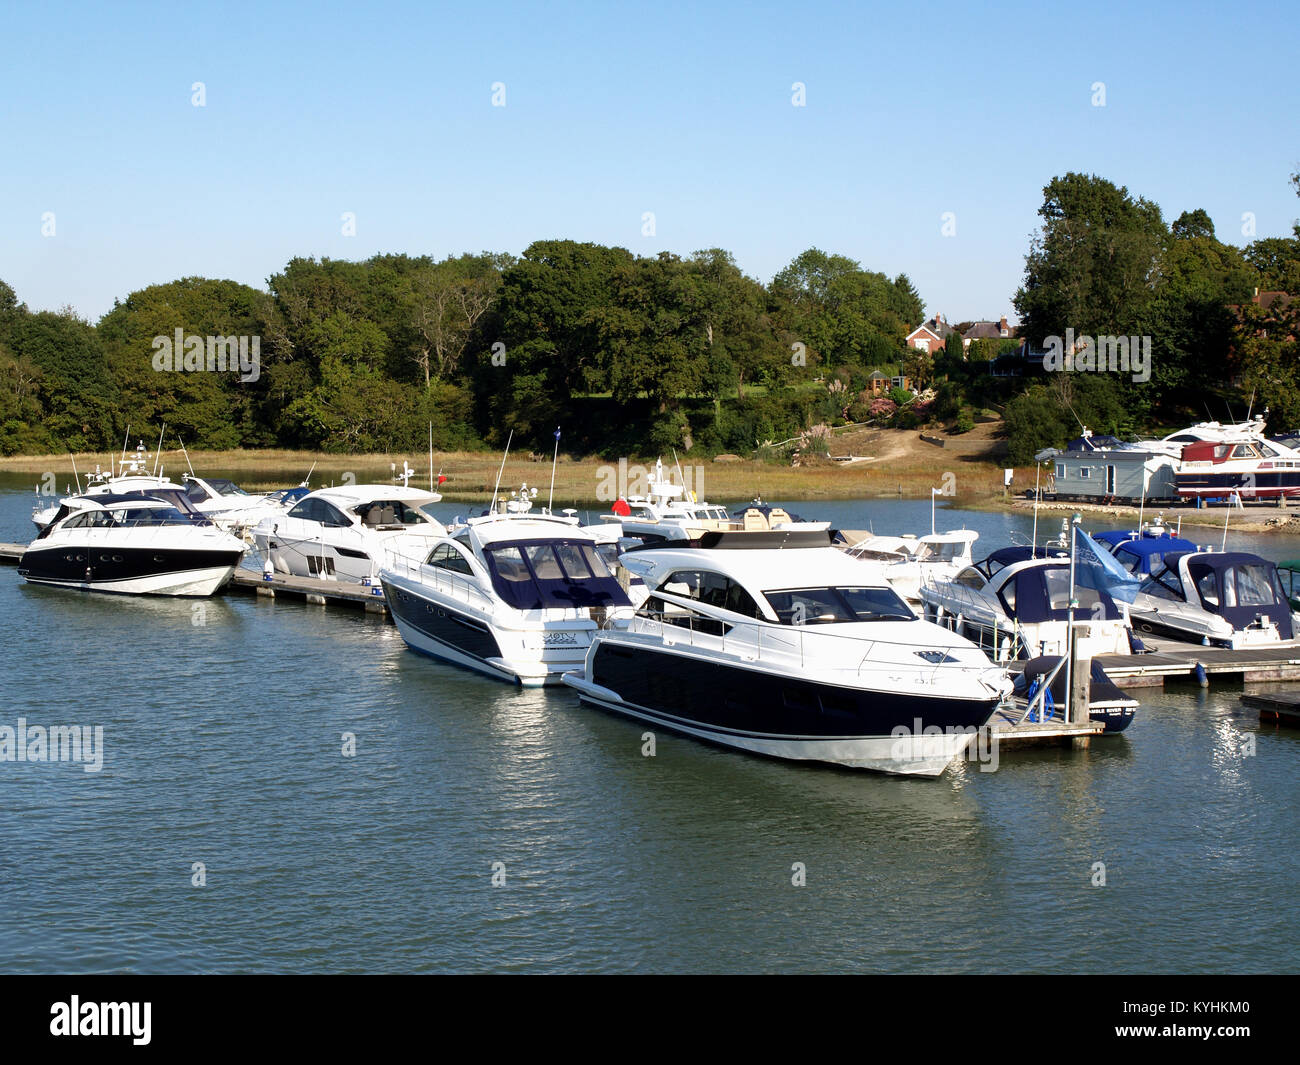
[2,0,1297,324]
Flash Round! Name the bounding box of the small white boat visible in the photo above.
[919,546,1134,661]
[1129,550,1300,648]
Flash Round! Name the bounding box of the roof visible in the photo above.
[906,317,957,340]
[1112,536,1200,559]
[962,321,1018,340]
[623,540,891,592]
[308,484,443,509]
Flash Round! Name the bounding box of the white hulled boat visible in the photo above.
[563,530,1012,777]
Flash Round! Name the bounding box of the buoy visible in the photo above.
[1193,662,1209,688]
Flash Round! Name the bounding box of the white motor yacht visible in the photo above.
[19,494,247,596]
[562,530,1012,777]
[844,529,979,603]
[252,484,445,583]
[380,489,635,685]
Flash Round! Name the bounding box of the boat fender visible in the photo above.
[1193,662,1209,688]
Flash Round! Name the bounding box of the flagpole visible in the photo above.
[1064,515,1078,724]
[1032,463,1041,547]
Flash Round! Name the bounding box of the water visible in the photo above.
[2,475,1298,973]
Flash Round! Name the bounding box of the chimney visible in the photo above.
[999,316,1008,330]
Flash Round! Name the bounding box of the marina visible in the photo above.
[3,478,1300,976]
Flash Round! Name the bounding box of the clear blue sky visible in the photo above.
[2,0,1297,325]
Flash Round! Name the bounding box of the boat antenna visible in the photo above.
[672,448,687,491]
[547,427,560,514]
[152,423,166,477]
[177,436,196,477]
[70,450,82,495]
[428,422,434,492]
[301,460,316,488]
[1137,470,1146,530]
[120,425,131,462]
[1032,461,1041,548]
[489,430,513,514]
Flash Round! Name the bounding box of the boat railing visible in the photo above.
[635,596,983,684]
[383,553,498,613]
[917,571,1031,662]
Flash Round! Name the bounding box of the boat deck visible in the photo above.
[1092,640,1300,688]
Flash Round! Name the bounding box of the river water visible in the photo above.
[1,474,1297,973]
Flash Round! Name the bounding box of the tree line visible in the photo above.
[0,246,923,458]
[2,169,1298,464]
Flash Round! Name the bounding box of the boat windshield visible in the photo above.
[482,539,632,610]
[206,478,248,497]
[917,540,967,563]
[63,506,192,529]
[764,586,915,625]
[354,500,435,527]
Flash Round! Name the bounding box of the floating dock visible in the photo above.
[224,567,389,613]
[976,703,1105,751]
[0,543,24,564]
[1239,691,1300,726]
[1096,642,1300,688]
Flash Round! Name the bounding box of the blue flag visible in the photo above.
[1074,528,1142,605]
[554,427,561,441]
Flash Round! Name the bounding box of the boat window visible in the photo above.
[185,481,213,502]
[206,478,247,496]
[482,539,630,610]
[63,510,115,529]
[764,586,913,625]
[637,595,728,635]
[953,567,985,589]
[1227,564,1281,607]
[1140,567,1184,602]
[918,540,966,563]
[1230,444,1259,459]
[656,570,764,619]
[288,498,350,526]
[354,500,430,527]
[1194,568,1220,608]
[426,543,473,575]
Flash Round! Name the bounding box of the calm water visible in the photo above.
[1,474,1298,973]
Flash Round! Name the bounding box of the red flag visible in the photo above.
[612,498,631,516]
[437,474,447,485]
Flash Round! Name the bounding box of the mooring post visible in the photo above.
[1070,640,1092,749]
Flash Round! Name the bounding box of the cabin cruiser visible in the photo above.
[843,529,979,602]
[1174,430,1300,501]
[562,530,1013,777]
[18,494,247,596]
[1094,526,1202,577]
[179,474,291,534]
[32,444,184,531]
[379,493,635,686]
[1129,551,1299,648]
[252,484,445,582]
[918,546,1134,661]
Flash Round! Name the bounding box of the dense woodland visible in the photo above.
[2,171,1298,466]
